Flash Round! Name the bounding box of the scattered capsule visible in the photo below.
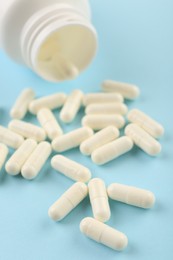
[102,80,140,100]
[125,123,161,156]
[107,183,155,209]
[92,136,133,165]
[29,93,67,114]
[37,108,63,140]
[60,90,83,123]
[0,143,8,170]
[85,103,128,115]
[80,126,119,156]
[8,120,46,142]
[48,182,88,221]
[83,93,123,106]
[10,88,35,119]
[88,178,111,222]
[52,127,93,152]
[82,114,125,130]
[80,217,128,251]
[127,109,164,138]
[21,141,52,180]
[0,125,24,149]
[5,139,37,175]
[51,155,91,182]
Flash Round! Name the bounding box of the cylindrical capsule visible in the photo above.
[52,127,93,152]
[80,217,128,251]
[5,139,37,175]
[91,136,133,165]
[8,120,46,142]
[83,93,123,106]
[37,108,63,140]
[102,80,140,100]
[82,115,125,130]
[125,123,161,156]
[48,182,88,221]
[21,141,52,180]
[0,143,9,170]
[60,90,83,123]
[80,126,120,156]
[51,155,91,182]
[107,183,155,209]
[88,178,111,222]
[127,109,164,138]
[10,88,35,119]
[0,125,24,149]
[52,53,79,80]
[85,103,128,115]
[29,93,67,114]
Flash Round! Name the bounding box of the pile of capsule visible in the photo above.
[0,80,164,251]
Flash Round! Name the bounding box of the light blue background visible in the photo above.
[0,0,173,259]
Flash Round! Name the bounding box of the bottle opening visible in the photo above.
[33,24,97,82]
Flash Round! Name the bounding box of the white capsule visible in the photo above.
[127,109,164,138]
[53,53,79,80]
[29,93,67,114]
[0,143,8,170]
[38,38,59,61]
[107,183,155,209]
[80,126,120,156]
[37,108,63,140]
[85,103,128,115]
[21,141,52,180]
[0,125,24,149]
[88,178,111,222]
[5,139,37,175]
[92,136,133,165]
[51,155,91,182]
[10,88,35,119]
[40,59,79,82]
[80,217,128,251]
[48,182,88,221]
[125,123,161,156]
[52,127,93,152]
[83,93,123,106]
[102,80,140,100]
[60,90,83,123]
[8,120,46,142]
[82,115,125,130]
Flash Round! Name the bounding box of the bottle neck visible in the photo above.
[21,3,97,82]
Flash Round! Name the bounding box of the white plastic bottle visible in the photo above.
[0,0,97,82]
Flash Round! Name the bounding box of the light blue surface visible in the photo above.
[0,0,173,259]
